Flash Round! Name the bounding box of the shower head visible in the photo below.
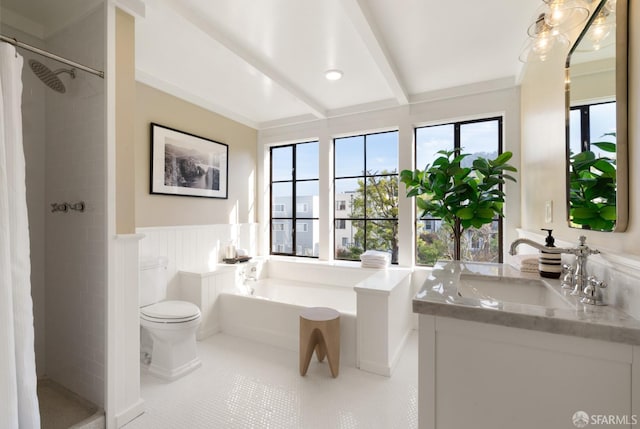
[28,59,75,93]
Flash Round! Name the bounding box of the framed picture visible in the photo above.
[150,123,228,199]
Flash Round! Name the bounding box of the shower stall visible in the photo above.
[1,3,107,427]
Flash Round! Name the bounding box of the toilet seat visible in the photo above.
[140,300,201,324]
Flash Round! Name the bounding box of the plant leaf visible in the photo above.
[456,207,475,220]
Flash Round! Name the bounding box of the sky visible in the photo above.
[272,121,504,197]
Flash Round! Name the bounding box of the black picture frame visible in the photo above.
[150,123,228,199]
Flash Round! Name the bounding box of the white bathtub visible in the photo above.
[179,259,413,375]
[219,278,358,366]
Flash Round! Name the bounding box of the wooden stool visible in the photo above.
[299,307,340,378]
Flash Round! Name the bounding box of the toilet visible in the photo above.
[139,257,202,381]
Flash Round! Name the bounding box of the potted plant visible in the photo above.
[400,149,517,260]
[568,135,617,231]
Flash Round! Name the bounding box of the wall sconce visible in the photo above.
[519,13,569,62]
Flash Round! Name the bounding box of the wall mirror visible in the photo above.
[565,0,627,232]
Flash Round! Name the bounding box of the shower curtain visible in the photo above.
[0,42,41,428]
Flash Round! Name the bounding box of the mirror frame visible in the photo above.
[565,0,628,232]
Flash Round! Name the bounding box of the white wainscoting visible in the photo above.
[137,224,258,301]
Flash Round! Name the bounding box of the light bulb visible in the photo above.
[587,13,611,51]
[543,0,589,31]
[325,69,343,81]
[547,1,566,27]
[533,31,555,60]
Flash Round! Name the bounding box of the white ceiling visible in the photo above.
[2,0,543,129]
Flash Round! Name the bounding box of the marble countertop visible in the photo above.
[413,261,640,345]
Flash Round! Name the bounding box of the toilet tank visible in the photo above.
[139,257,169,307]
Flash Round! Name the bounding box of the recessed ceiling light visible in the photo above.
[325,69,343,81]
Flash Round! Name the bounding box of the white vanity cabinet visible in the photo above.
[418,315,640,429]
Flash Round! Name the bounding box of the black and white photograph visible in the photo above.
[150,123,228,199]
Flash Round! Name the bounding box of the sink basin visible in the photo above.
[457,274,573,309]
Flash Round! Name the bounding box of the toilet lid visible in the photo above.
[140,300,201,323]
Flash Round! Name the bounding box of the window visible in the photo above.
[569,101,616,158]
[415,117,503,266]
[334,131,399,263]
[270,141,319,257]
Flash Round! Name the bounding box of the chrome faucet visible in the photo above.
[509,235,606,305]
[241,264,258,295]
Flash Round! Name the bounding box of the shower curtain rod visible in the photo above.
[0,34,105,79]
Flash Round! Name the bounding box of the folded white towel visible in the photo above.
[512,254,539,272]
[519,265,539,274]
[360,250,391,269]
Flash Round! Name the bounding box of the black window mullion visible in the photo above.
[581,106,591,153]
[291,144,297,255]
[497,117,504,262]
[455,122,460,258]
[363,134,368,252]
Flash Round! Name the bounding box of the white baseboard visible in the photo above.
[115,399,145,428]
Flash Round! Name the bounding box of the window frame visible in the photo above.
[569,100,616,154]
[414,116,504,265]
[333,130,399,264]
[269,141,319,258]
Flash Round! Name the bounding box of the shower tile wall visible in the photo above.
[44,6,106,407]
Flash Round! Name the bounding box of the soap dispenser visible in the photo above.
[539,228,561,279]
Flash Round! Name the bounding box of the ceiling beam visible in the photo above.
[163,0,327,119]
[341,0,409,105]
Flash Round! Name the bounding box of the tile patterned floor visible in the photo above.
[124,331,418,429]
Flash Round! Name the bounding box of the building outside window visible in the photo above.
[334,131,399,263]
[270,141,319,257]
[415,117,503,266]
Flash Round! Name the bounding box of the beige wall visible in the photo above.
[570,59,616,103]
[520,1,639,255]
[116,9,136,234]
[135,82,258,227]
